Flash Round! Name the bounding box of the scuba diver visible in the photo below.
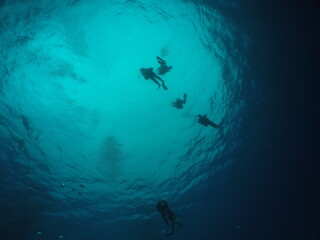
[197,114,220,128]
[140,67,168,90]
[156,56,172,75]
[172,93,187,109]
[156,200,183,237]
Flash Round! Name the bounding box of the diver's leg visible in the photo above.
[165,232,173,237]
[156,56,166,65]
[150,77,161,88]
[154,75,164,84]
[165,223,174,237]
[154,76,168,90]
[162,83,168,90]
[209,121,219,128]
[157,66,164,75]
[175,221,183,227]
[158,61,165,66]
[162,214,169,227]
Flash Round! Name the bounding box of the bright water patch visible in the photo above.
[0,0,248,238]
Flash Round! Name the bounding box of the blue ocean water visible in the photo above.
[1,0,319,239]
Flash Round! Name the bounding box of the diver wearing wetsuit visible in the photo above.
[156,200,183,237]
[172,93,187,109]
[156,56,172,75]
[197,114,219,128]
[140,68,168,90]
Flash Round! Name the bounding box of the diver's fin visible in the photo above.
[162,83,168,90]
[156,56,166,65]
[156,56,165,62]
[165,232,174,238]
[218,118,225,128]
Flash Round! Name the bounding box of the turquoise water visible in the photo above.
[0,0,252,239]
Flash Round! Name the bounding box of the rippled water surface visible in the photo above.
[1,0,319,239]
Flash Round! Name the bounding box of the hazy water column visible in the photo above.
[0,0,245,237]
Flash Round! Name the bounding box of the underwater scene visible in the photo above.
[0,0,319,239]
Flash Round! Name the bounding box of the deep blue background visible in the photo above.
[208,0,320,239]
[1,0,319,239]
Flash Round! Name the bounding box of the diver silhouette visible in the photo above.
[156,200,183,237]
[172,93,187,109]
[197,114,219,128]
[140,67,168,90]
[156,56,172,75]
